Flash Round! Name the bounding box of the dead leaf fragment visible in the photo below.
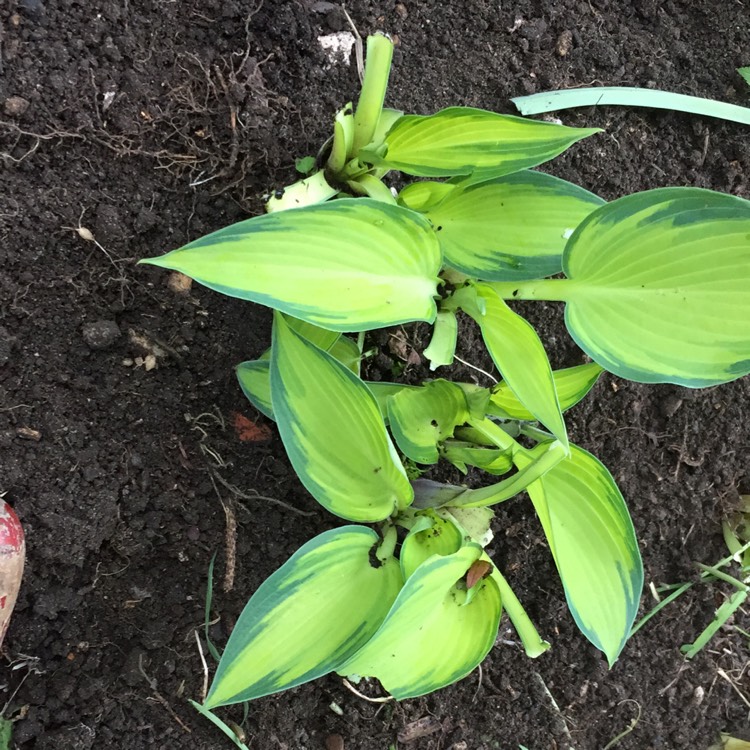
[232,412,273,442]
[397,716,441,743]
[466,560,493,589]
[16,426,41,442]
[556,30,573,57]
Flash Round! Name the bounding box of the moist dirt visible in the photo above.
[1,1,749,748]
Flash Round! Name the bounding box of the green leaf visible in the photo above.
[140,199,442,332]
[441,440,513,476]
[488,362,603,421]
[423,310,458,370]
[739,67,750,88]
[271,312,412,521]
[236,321,362,421]
[525,444,643,664]
[398,181,455,211]
[560,188,750,386]
[387,380,471,464]
[367,107,599,179]
[400,511,463,579]
[458,283,568,448]
[205,526,403,707]
[338,544,502,699]
[425,171,604,281]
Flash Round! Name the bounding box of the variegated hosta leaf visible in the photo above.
[400,511,463,579]
[386,380,471,464]
[271,313,413,521]
[560,188,750,386]
[460,283,568,448]
[338,544,502,699]
[398,181,456,211]
[424,171,604,281]
[205,526,403,708]
[365,107,599,179]
[525,444,643,665]
[236,321,362,421]
[488,363,603,421]
[140,199,442,332]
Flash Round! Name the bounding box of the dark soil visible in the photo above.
[2,1,749,749]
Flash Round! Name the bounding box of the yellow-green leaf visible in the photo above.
[140,199,442,332]
[425,171,604,281]
[271,312,412,522]
[488,362,603,421]
[400,511,463,579]
[369,107,599,179]
[560,188,750,386]
[205,526,403,707]
[459,283,568,448]
[338,544,501,699]
[525,444,643,664]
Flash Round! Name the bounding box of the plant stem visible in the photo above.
[377,523,398,562]
[265,170,338,213]
[351,34,394,154]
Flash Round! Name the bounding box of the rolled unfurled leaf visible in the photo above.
[205,526,403,708]
[141,199,442,332]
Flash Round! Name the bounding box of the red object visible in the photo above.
[232,411,273,443]
[0,501,25,648]
[466,560,493,590]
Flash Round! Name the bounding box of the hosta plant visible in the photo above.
[141,33,750,737]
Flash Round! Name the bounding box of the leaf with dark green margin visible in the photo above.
[236,321,362,421]
[271,312,412,521]
[559,188,750,386]
[338,544,501,699]
[488,363,603,421]
[205,526,403,707]
[525,444,643,664]
[387,380,471,464]
[458,283,568,449]
[425,171,604,281]
[423,310,458,370]
[365,107,599,179]
[140,199,442,332]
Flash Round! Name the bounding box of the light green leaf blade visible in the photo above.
[739,67,750,88]
[525,444,643,664]
[140,199,442,332]
[338,544,502,699]
[205,526,403,708]
[560,188,750,386]
[441,440,513,476]
[370,107,599,179]
[271,312,413,522]
[398,181,456,211]
[236,321,361,421]
[426,171,604,281]
[462,283,568,448]
[387,380,470,464]
[400,511,463,579]
[237,359,274,419]
[488,362,604,421]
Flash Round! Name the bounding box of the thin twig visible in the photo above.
[341,678,392,703]
[212,470,316,517]
[194,630,209,704]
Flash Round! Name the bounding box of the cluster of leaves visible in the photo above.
[141,34,750,723]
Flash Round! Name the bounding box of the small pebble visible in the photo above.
[556,30,573,57]
[16,426,42,441]
[82,320,121,350]
[3,96,30,117]
[325,735,344,750]
[167,272,193,294]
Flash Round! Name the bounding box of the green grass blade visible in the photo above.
[512,87,750,126]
